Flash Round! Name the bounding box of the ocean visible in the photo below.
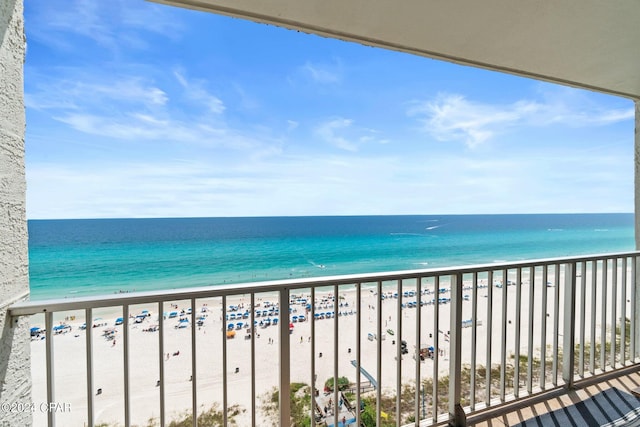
[28,214,635,300]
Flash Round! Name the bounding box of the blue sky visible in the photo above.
[24,0,635,219]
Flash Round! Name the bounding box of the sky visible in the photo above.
[24,0,635,219]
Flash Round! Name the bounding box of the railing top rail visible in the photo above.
[9,250,640,316]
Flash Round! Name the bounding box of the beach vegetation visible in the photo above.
[166,403,243,427]
[550,317,632,375]
[324,376,350,391]
[92,403,244,427]
[262,382,313,427]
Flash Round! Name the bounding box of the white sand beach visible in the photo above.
[29,266,627,426]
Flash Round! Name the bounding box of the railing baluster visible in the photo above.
[500,268,508,402]
[601,259,608,371]
[396,279,402,427]
[552,264,560,386]
[355,284,361,427]
[590,261,597,374]
[611,258,618,368]
[376,280,383,427]
[433,276,440,423]
[45,311,55,427]
[578,262,586,377]
[449,273,463,426]
[85,307,94,427]
[123,304,130,427]
[527,266,534,394]
[485,270,493,407]
[540,265,548,389]
[190,297,197,427]
[514,268,522,398]
[250,293,256,427]
[470,272,478,411]
[415,276,422,425]
[355,283,362,427]
[279,287,292,427]
[621,257,628,365]
[562,262,577,388]
[333,284,339,427]
[158,301,166,427]
[632,256,638,362]
[222,296,228,426]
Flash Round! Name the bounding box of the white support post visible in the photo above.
[448,273,465,426]
[279,287,291,427]
[562,263,577,388]
[635,101,640,359]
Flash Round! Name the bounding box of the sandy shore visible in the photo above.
[29,266,628,426]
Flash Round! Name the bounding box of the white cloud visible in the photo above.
[26,70,249,148]
[26,141,633,219]
[408,91,634,148]
[27,76,168,111]
[408,94,542,148]
[315,118,358,151]
[315,118,389,152]
[301,61,342,84]
[174,70,225,114]
[27,0,183,52]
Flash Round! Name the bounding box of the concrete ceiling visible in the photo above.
[152,0,640,100]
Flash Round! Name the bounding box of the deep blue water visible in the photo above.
[28,214,635,300]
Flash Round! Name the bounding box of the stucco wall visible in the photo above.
[0,0,32,425]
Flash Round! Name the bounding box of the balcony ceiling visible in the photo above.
[152,0,640,100]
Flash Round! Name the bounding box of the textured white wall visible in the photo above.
[0,0,32,425]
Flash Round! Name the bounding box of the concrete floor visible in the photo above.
[469,368,640,426]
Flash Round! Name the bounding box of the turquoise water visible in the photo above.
[28,214,635,300]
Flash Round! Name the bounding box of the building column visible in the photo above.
[636,101,640,249]
[0,0,32,426]
[635,100,640,360]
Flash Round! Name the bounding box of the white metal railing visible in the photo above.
[9,251,640,427]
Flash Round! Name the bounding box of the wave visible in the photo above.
[547,228,564,232]
[425,225,441,230]
[389,232,423,236]
[594,229,609,232]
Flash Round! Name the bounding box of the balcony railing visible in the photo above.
[9,251,640,427]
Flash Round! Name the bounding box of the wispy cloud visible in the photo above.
[408,91,634,148]
[27,0,183,52]
[314,118,389,152]
[301,60,342,84]
[315,118,357,151]
[25,69,272,152]
[26,77,168,111]
[174,69,225,114]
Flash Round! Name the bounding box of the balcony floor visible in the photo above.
[472,367,640,426]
